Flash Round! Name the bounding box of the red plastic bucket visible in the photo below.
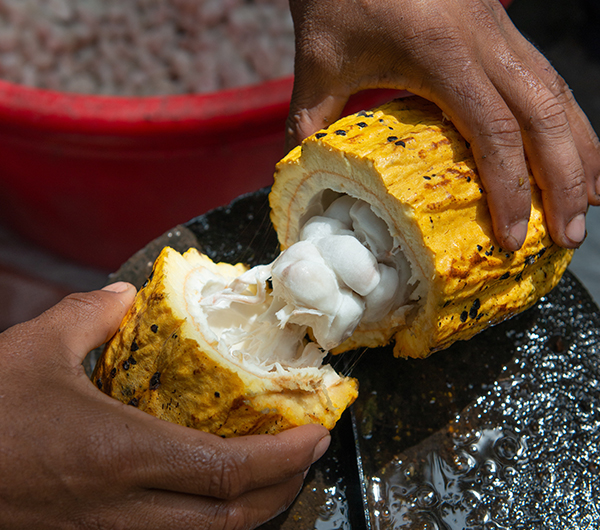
[0,0,511,271]
[0,77,398,270]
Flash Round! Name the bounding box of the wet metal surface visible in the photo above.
[102,189,600,529]
[353,275,600,529]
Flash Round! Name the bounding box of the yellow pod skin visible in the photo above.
[93,247,358,437]
[270,96,573,359]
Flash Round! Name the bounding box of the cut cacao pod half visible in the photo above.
[93,247,359,437]
[270,96,573,359]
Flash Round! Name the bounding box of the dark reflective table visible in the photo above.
[94,189,600,530]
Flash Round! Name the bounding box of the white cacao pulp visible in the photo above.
[184,194,415,376]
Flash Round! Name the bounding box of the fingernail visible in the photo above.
[506,220,529,251]
[565,213,586,244]
[312,435,331,463]
[102,281,130,293]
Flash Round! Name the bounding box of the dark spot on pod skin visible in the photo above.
[151,324,158,333]
[479,188,483,193]
[214,392,221,398]
[477,245,483,252]
[130,339,139,352]
[357,122,368,128]
[128,398,139,407]
[334,130,346,136]
[500,272,510,280]
[466,176,471,183]
[96,379,103,389]
[150,372,161,390]
[460,311,468,323]
[123,360,130,371]
[110,368,117,378]
[395,139,406,147]
[443,300,451,308]
[423,176,431,180]
[172,333,178,339]
[357,110,374,117]
[469,298,480,319]
[387,136,398,142]
[379,118,384,123]
[515,272,523,282]
[315,132,327,139]
[538,248,547,258]
[128,355,137,365]
[465,141,471,149]
[525,255,536,266]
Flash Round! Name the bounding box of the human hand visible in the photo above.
[0,282,330,530]
[286,0,600,251]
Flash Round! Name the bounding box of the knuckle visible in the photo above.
[209,452,247,500]
[528,94,570,138]
[539,163,587,203]
[477,113,523,150]
[213,501,251,530]
[484,113,521,140]
[560,169,588,201]
[544,68,571,101]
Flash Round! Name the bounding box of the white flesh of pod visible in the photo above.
[349,201,394,260]
[271,240,341,316]
[192,193,414,366]
[362,263,400,323]
[313,234,380,296]
[322,195,357,227]
[316,288,365,350]
[300,215,354,242]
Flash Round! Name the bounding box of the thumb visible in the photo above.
[285,90,349,152]
[285,0,350,151]
[39,282,136,365]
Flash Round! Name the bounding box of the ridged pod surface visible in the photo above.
[270,96,573,359]
[93,247,358,436]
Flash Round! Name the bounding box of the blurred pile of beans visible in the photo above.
[0,0,295,95]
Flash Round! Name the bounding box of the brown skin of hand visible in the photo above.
[0,282,330,530]
[286,0,600,251]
